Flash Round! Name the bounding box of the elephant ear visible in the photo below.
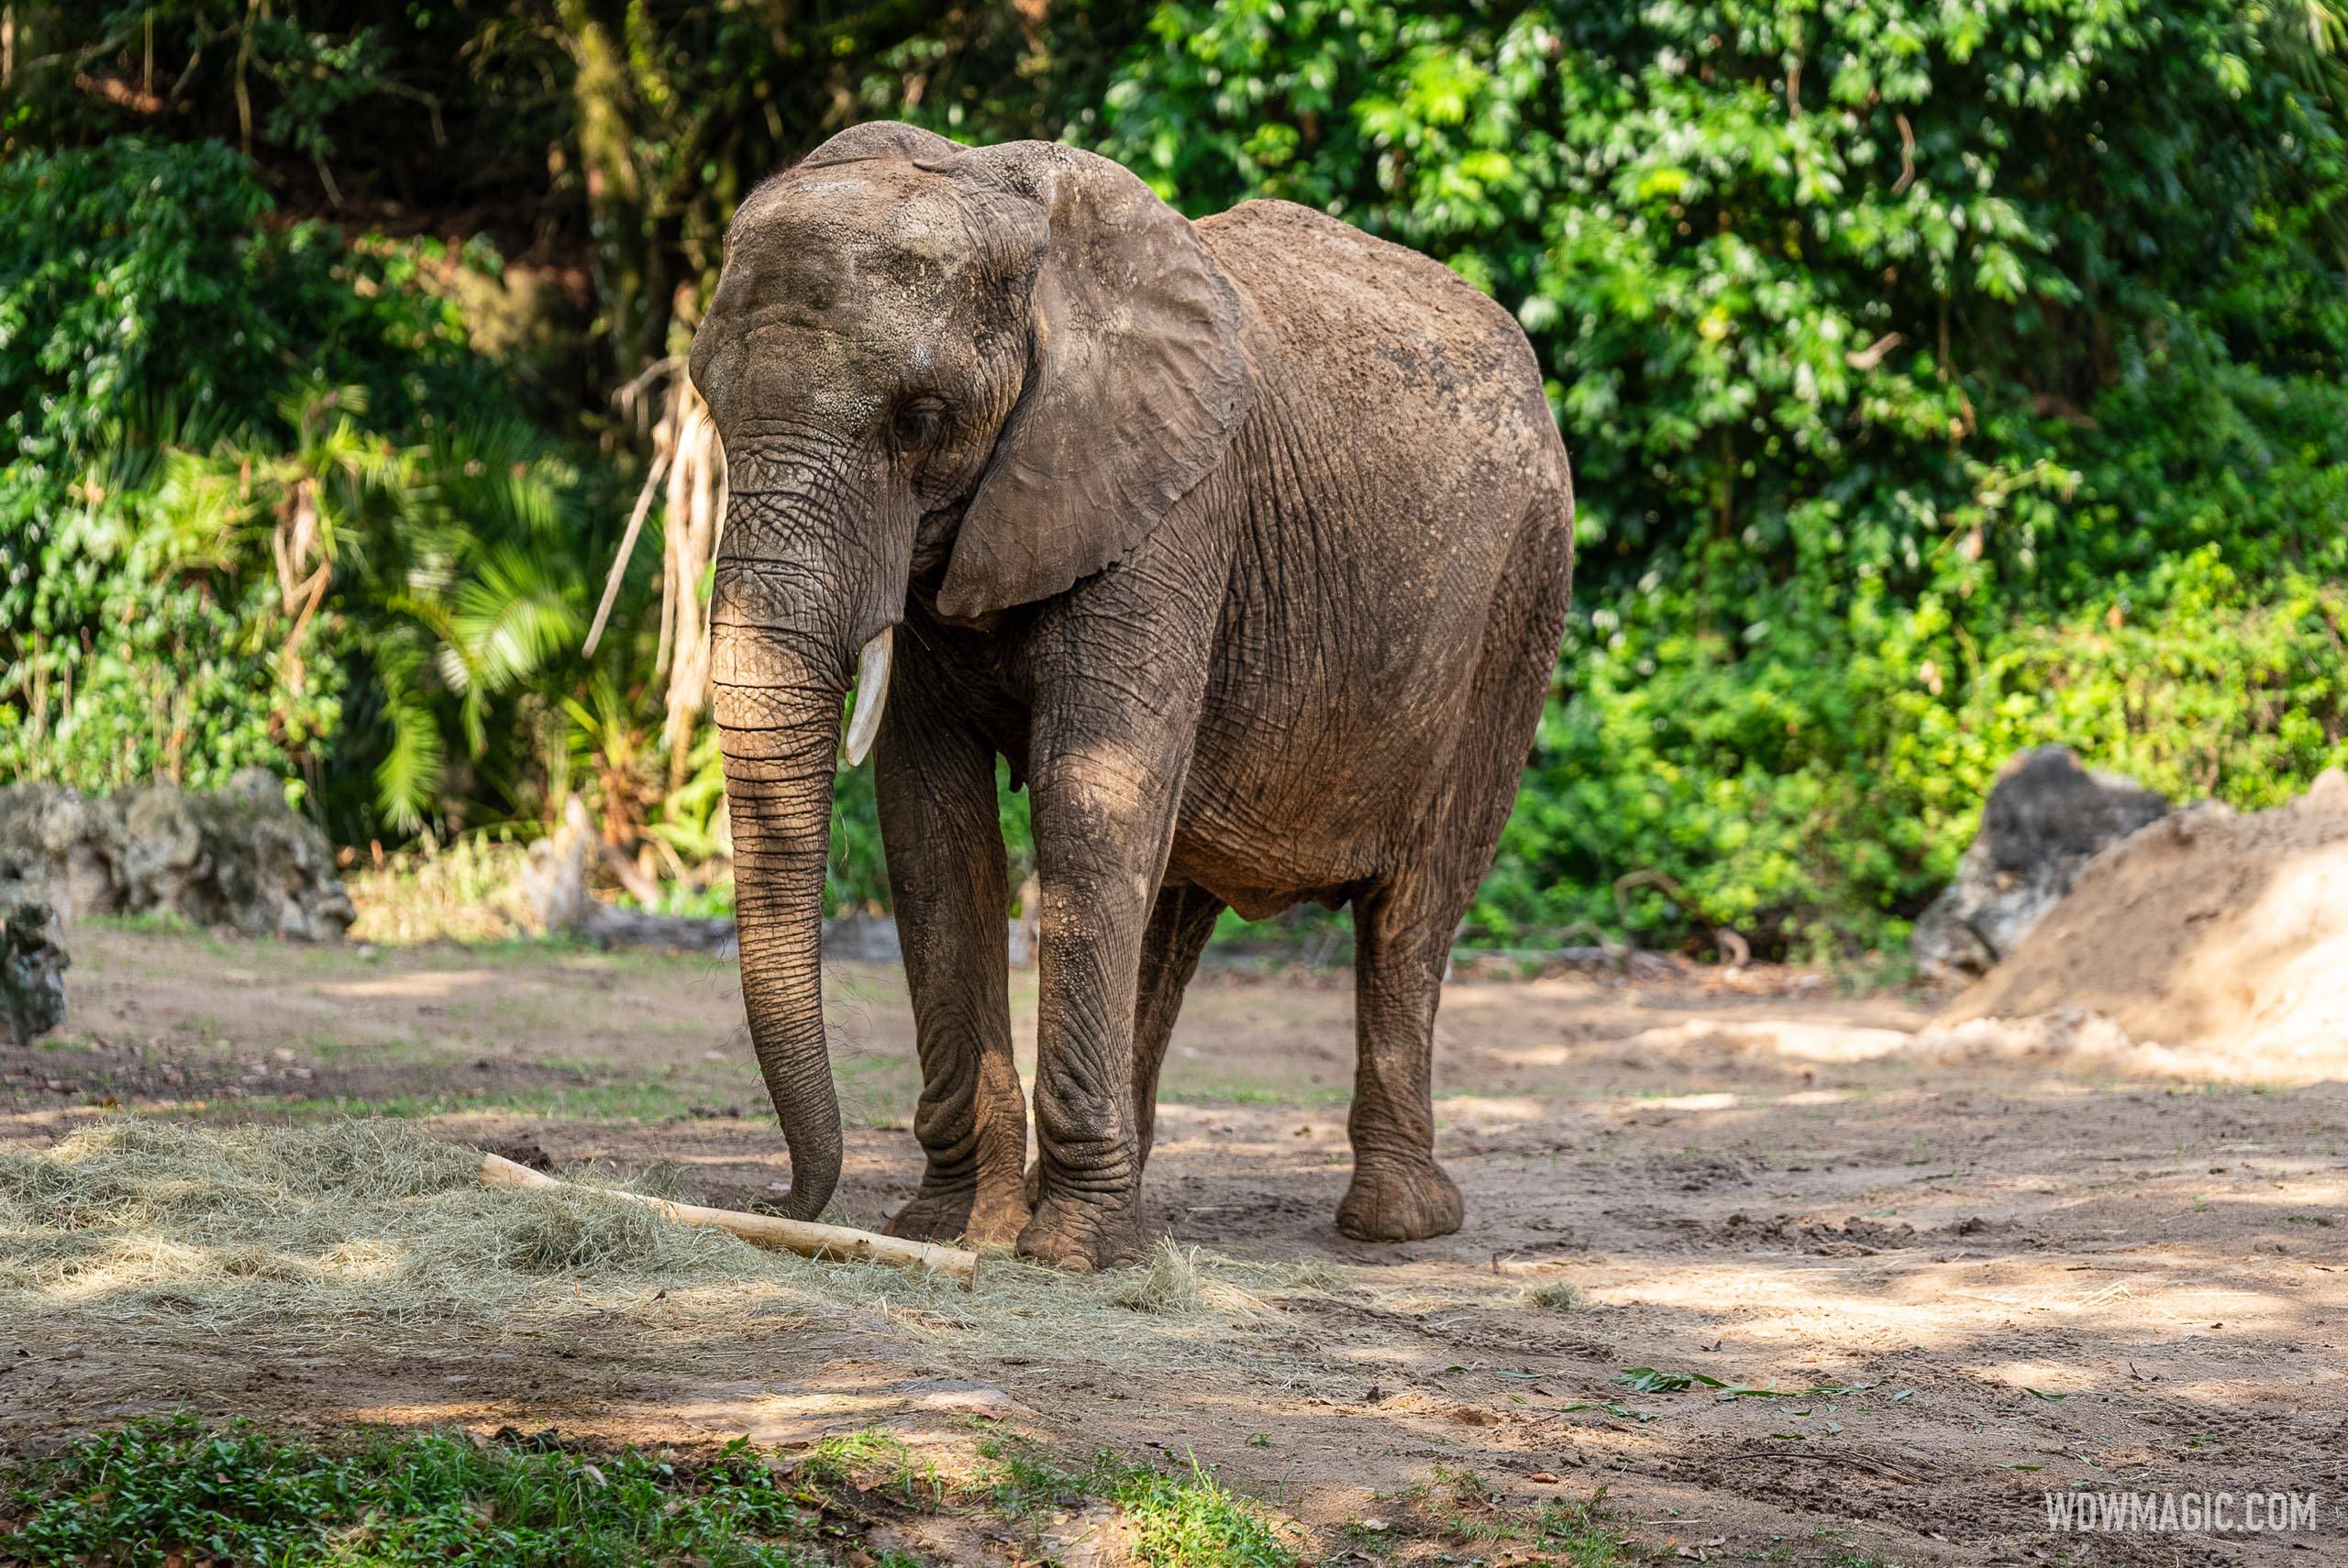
[935,142,1253,622]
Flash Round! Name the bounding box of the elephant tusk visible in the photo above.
[842,626,892,767]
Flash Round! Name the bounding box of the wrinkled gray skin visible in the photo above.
[692,122,1572,1271]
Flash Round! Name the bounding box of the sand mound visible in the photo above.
[1932,769,2348,1078]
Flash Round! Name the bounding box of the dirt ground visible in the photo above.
[4,922,2344,1566]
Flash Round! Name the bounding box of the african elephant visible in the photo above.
[689,121,1573,1271]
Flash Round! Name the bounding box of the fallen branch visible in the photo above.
[581,440,673,657]
[478,1152,979,1288]
[1612,869,1752,968]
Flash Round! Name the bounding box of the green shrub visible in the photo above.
[0,140,603,841]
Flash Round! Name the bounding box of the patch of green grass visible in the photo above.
[83,911,194,936]
[1378,1471,1633,1565]
[7,1416,1624,1568]
[1419,1467,1519,1545]
[795,1429,941,1509]
[973,1434,1080,1520]
[2,1416,1305,1568]
[1168,1080,1352,1110]
[972,1438,1299,1567]
[1088,1452,1299,1568]
[1,1416,818,1566]
[1529,1497,1634,1566]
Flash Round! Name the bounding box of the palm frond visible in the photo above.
[371,641,447,834]
[449,543,583,695]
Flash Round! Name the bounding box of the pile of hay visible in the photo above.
[0,1120,1343,1369]
[0,1120,789,1332]
[1930,769,2348,1079]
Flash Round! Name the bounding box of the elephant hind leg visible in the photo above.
[1131,882,1226,1169]
[1336,873,1468,1242]
[1339,493,1569,1243]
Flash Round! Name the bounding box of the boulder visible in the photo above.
[2,900,70,1046]
[0,770,355,941]
[186,770,356,940]
[0,785,117,918]
[1912,745,2169,982]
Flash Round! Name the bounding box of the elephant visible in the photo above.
[689,120,1573,1271]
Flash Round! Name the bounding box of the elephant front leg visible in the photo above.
[875,698,1029,1248]
[1019,738,1194,1272]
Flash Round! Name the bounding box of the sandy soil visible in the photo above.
[4,924,2344,1565]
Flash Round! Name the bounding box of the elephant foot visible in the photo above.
[965,1187,1032,1249]
[883,1187,972,1244]
[1015,1193,1148,1273]
[886,1181,1030,1248]
[1336,1157,1464,1242]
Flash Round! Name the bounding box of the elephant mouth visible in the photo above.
[909,501,968,581]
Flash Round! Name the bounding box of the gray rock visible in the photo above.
[113,783,205,915]
[0,785,116,918]
[1913,745,2169,982]
[821,912,901,964]
[0,772,355,941]
[189,769,356,940]
[2,900,70,1046]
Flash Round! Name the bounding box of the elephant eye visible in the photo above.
[892,397,946,447]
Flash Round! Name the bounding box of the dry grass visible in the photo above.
[1516,1276,1583,1312]
[1113,1237,1206,1313]
[1111,1238,1286,1319]
[0,1120,1345,1372]
[345,834,535,944]
[0,1119,773,1332]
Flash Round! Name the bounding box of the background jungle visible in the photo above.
[6,0,2348,960]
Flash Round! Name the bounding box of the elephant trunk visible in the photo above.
[714,624,852,1220]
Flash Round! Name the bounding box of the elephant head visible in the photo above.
[687,121,1252,1219]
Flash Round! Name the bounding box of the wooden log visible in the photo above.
[478,1151,978,1288]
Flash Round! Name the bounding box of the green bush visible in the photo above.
[0,139,604,841]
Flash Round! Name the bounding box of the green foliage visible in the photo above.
[970,1438,1300,1568]
[0,139,601,842]
[1091,1452,1300,1568]
[3,1417,815,1566]
[0,1417,1320,1568]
